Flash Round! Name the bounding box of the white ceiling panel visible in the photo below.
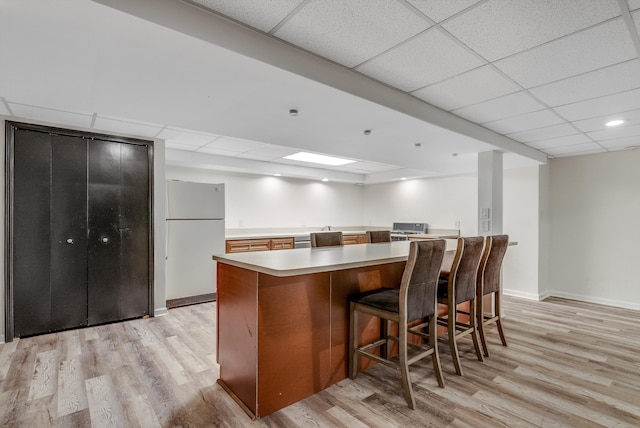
[166,141,200,151]
[442,0,620,61]
[202,136,268,152]
[411,65,520,111]
[189,0,304,33]
[356,28,484,91]
[156,126,218,146]
[452,91,545,123]
[494,19,636,88]
[525,133,592,150]
[588,123,640,141]
[197,146,244,156]
[573,108,640,132]
[507,123,579,143]
[554,88,640,122]
[634,9,640,30]
[528,60,640,107]
[273,0,430,68]
[8,103,93,129]
[630,0,640,10]
[544,142,605,157]
[0,100,10,116]
[598,136,640,149]
[406,0,481,23]
[482,109,564,134]
[93,115,163,138]
[236,143,299,160]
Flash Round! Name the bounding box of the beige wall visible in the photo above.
[549,150,640,310]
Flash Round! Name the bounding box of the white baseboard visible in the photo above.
[503,289,542,301]
[544,290,640,311]
[154,307,169,316]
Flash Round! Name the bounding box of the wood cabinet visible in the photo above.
[226,237,294,253]
[343,233,366,245]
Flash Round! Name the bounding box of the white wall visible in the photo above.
[549,150,640,310]
[166,166,365,229]
[363,174,478,234]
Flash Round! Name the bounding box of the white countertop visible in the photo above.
[213,240,459,277]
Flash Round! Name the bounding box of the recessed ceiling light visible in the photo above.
[401,177,407,181]
[321,178,329,182]
[605,119,624,127]
[289,109,298,116]
[364,129,371,135]
[274,173,282,176]
[284,152,355,166]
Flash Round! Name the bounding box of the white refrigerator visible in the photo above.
[166,180,225,301]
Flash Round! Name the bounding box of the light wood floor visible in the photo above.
[1,295,639,427]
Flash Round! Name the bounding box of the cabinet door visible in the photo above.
[12,130,88,336]
[87,140,150,325]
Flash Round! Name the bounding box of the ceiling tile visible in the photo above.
[442,0,620,61]
[9,103,92,128]
[197,146,243,156]
[238,143,299,159]
[587,123,640,141]
[93,116,163,138]
[156,126,218,146]
[630,0,640,11]
[356,28,484,91]
[525,133,592,150]
[202,136,267,152]
[452,91,545,123]
[554,88,640,121]
[406,0,481,23]
[528,60,640,107]
[273,0,430,68]
[482,109,564,134]
[494,19,636,88]
[598,135,640,149]
[189,0,304,33]
[166,141,200,151]
[573,108,640,132]
[544,142,605,156]
[412,65,520,111]
[507,123,579,143]
[635,9,640,30]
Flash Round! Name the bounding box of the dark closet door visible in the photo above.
[12,130,88,337]
[87,140,150,325]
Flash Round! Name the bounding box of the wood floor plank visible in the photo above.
[0,296,638,427]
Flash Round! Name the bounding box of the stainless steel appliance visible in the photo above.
[294,235,311,248]
[166,180,225,300]
[391,222,428,241]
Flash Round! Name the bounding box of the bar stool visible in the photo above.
[437,236,485,376]
[476,235,509,357]
[310,231,343,247]
[349,240,446,409]
[365,230,391,243]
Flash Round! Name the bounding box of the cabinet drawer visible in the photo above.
[226,239,271,253]
[271,237,294,250]
[343,234,366,245]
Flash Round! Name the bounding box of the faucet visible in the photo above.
[321,225,331,231]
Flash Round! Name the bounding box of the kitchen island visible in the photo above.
[213,241,456,418]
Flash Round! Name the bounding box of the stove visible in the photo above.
[391,222,428,241]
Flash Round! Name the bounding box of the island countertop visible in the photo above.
[213,240,459,277]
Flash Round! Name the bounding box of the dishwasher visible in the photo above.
[294,235,311,248]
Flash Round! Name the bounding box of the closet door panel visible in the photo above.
[87,140,123,325]
[119,143,150,319]
[12,130,52,337]
[50,134,88,331]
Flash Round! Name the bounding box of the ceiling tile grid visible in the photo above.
[507,123,580,144]
[554,88,640,122]
[406,0,482,23]
[527,59,640,107]
[482,109,564,135]
[356,28,484,91]
[441,0,621,62]
[631,0,640,11]
[272,0,431,68]
[573,108,640,132]
[452,91,546,123]
[544,142,606,157]
[525,133,592,150]
[189,0,303,33]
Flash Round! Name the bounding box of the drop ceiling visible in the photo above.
[1,0,640,183]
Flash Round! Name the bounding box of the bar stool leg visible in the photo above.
[469,298,484,362]
[477,293,490,357]
[449,306,463,376]
[398,320,415,409]
[349,302,358,379]
[495,292,508,347]
[429,315,445,388]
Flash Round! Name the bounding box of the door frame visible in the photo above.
[4,121,155,341]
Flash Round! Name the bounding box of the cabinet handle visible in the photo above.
[66,238,74,244]
[101,237,109,243]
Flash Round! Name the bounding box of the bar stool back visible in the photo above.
[365,230,392,243]
[310,231,343,247]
